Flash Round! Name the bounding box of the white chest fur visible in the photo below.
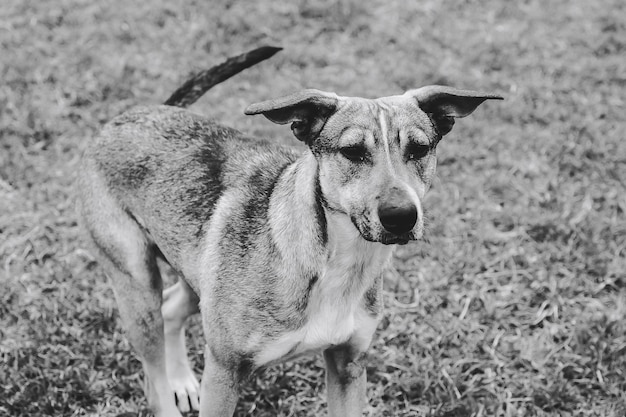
[254,217,393,367]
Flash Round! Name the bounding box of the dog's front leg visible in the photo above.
[324,345,367,417]
[199,346,239,417]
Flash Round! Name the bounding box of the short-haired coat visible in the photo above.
[78,47,502,416]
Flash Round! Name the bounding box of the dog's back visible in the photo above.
[81,104,298,273]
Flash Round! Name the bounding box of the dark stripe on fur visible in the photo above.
[88,228,130,276]
[313,168,328,246]
[364,281,380,316]
[178,126,231,237]
[295,274,319,313]
[237,356,255,380]
[238,159,292,251]
[163,46,282,108]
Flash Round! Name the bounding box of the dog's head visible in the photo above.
[245,86,502,245]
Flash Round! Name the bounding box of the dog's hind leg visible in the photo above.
[83,197,181,417]
[162,279,201,412]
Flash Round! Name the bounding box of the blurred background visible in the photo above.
[1,0,624,416]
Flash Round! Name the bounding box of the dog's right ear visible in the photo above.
[245,89,338,143]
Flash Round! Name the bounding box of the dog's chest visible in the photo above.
[253,242,390,366]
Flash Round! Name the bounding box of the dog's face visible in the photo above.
[312,96,437,244]
[246,87,502,245]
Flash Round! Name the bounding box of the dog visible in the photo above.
[78,46,502,417]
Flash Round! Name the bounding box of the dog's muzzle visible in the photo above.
[377,189,418,244]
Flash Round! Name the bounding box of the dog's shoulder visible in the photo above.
[214,140,301,249]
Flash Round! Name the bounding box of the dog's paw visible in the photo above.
[170,368,200,413]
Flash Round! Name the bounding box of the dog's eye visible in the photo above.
[339,145,368,163]
[407,144,431,161]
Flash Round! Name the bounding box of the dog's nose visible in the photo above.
[378,200,418,235]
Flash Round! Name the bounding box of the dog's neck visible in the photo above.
[320,210,393,297]
[269,151,394,288]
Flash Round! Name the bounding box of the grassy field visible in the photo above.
[1,0,625,416]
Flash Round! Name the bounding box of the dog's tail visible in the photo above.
[163,46,282,108]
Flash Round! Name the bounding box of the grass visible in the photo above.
[1,0,625,416]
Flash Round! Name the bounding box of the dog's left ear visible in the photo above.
[245,89,338,143]
[405,86,503,136]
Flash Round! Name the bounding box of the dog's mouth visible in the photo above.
[379,233,412,245]
[351,214,420,245]
[355,224,415,245]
